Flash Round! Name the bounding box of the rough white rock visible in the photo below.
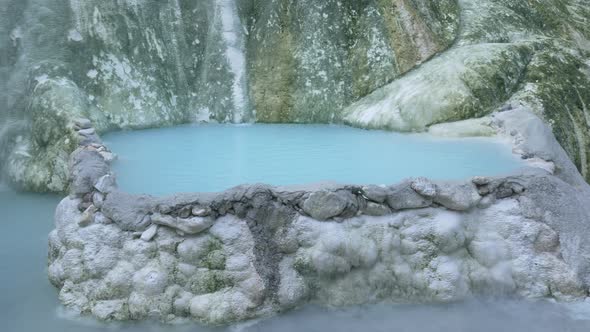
[140,224,158,242]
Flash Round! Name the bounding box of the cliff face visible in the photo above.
[0,0,589,191]
[344,0,590,182]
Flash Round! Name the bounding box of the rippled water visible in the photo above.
[104,124,525,195]
[2,188,590,331]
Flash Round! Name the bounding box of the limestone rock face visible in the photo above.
[0,0,459,191]
[2,0,590,189]
[343,0,590,182]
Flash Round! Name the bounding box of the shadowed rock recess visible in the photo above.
[0,0,589,325]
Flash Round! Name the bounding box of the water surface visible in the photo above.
[104,124,525,195]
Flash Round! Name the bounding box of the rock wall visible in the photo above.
[0,0,459,192]
[2,0,590,190]
[344,0,590,182]
[47,109,590,324]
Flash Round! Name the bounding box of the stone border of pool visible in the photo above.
[48,107,590,324]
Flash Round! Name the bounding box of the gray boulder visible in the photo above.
[69,149,110,196]
[386,182,432,210]
[302,190,357,221]
[102,191,155,231]
[73,118,92,130]
[434,183,481,211]
[151,214,215,235]
[361,185,390,203]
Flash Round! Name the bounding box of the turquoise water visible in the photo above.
[2,185,590,331]
[104,124,525,196]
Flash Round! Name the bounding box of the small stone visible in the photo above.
[302,190,357,221]
[511,182,525,194]
[477,185,491,196]
[74,118,92,129]
[70,149,110,195]
[192,207,210,217]
[93,192,104,209]
[77,132,101,146]
[78,201,91,212]
[152,213,215,235]
[386,182,432,210]
[159,205,173,214]
[78,205,97,227]
[410,177,437,197]
[94,174,117,193]
[434,183,481,211]
[101,192,154,231]
[361,185,389,203]
[496,184,514,199]
[140,224,159,242]
[78,127,96,136]
[472,176,491,186]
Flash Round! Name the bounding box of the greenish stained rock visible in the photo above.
[2,0,590,189]
[188,269,232,295]
[344,0,590,181]
[246,0,459,123]
[6,78,84,192]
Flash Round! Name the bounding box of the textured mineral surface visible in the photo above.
[47,109,590,324]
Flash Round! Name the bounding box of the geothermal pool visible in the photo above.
[104,124,525,195]
[2,186,590,331]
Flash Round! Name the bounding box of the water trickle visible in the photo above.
[216,0,250,123]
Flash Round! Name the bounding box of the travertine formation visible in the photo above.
[0,0,588,325]
[48,109,590,324]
